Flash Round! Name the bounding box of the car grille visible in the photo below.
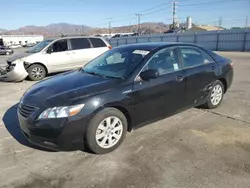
[18,104,38,119]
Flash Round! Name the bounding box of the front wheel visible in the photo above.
[27,64,46,81]
[204,80,224,109]
[86,108,128,154]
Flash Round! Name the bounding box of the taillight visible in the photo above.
[230,62,234,68]
[108,46,112,50]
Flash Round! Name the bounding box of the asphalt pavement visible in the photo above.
[0,51,250,188]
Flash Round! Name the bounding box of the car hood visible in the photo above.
[7,52,30,63]
[22,70,120,107]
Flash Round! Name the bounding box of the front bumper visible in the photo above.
[17,108,92,151]
[0,63,28,82]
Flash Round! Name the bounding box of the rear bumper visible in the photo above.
[226,67,234,91]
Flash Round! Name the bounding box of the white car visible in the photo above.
[5,36,111,81]
[9,44,22,49]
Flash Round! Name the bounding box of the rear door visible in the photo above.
[179,46,218,107]
[69,38,93,68]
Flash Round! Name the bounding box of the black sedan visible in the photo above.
[18,43,233,154]
[0,46,13,55]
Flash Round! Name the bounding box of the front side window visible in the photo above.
[143,48,180,76]
[83,47,149,79]
[70,38,91,50]
[89,38,106,48]
[180,47,214,68]
[50,39,68,53]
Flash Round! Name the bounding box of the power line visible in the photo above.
[180,0,248,7]
[137,0,172,13]
[88,1,173,27]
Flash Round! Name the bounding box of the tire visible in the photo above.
[86,108,128,154]
[6,51,10,55]
[204,80,224,109]
[27,64,46,81]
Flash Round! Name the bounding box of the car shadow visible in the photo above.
[2,103,92,153]
[2,103,52,151]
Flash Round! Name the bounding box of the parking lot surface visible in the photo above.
[0,51,250,188]
[0,48,28,67]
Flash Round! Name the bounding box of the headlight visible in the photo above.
[38,104,85,119]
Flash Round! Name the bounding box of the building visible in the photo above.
[0,35,44,46]
[187,25,225,32]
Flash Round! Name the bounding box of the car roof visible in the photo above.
[45,36,105,41]
[115,42,202,51]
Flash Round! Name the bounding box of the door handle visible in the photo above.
[176,76,184,82]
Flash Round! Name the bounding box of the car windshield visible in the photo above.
[82,47,150,79]
[27,39,53,53]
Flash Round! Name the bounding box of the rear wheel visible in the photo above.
[27,64,46,81]
[86,108,127,154]
[204,80,224,109]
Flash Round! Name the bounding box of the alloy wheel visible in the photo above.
[211,85,223,106]
[95,116,123,149]
[31,67,44,79]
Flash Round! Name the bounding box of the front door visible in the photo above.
[133,47,186,125]
[179,46,218,107]
[44,39,72,72]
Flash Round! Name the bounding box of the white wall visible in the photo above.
[1,35,44,46]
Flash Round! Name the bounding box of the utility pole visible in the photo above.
[218,16,222,29]
[245,16,249,29]
[172,0,178,29]
[108,21,111,35]
[136,14,143,34]
[81,25,84,35]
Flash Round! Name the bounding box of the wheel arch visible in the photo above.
[26,62,48,76]
[110,105,133,132]
[94,104,133,132]
[218,78,227,93]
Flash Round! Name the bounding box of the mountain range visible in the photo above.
[0,22,171,37]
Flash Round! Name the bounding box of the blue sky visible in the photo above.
[1,0,249,29]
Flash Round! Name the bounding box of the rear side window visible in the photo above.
[180,47,213,68]
[89,38,106,48]
[70,38,91,50]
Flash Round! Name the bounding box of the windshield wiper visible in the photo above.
[84,71,104,78]
[83,70,123,79]
[103,75,124,79]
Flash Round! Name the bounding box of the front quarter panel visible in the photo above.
[75,83,135,125]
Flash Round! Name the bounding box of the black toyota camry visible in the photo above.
[18,43,233,154]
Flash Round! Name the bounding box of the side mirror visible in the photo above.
[47,47,53,54]
[140,69,159,81]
